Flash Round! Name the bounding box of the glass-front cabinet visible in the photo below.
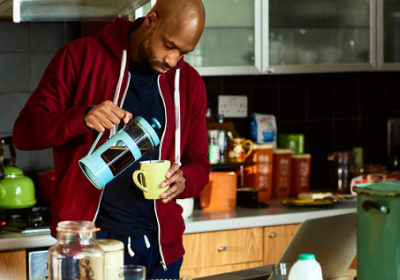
[187,0,376,76]
[378,0,400,70]
[265,0,375,74]
[184,0,262,75]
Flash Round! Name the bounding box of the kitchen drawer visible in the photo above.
[182,227,263,269]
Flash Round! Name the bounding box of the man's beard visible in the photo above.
[137,29,171,74]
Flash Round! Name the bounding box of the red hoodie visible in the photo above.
[12,18,210,266]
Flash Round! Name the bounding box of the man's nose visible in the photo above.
[165,51,182,69]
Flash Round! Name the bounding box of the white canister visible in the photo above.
[96,239,124,280]
[288,253,323,280]
[176,198,194,219]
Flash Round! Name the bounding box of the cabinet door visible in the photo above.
[182,228,263,270]
[181,261,263,280]
[377,0,400,70]
[0,249,27,280]
[263,224,299,265]
[185,0,262,76]
[264,0,375,73]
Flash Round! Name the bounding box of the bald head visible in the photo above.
[129,0,205,73]
[151,0,205,47]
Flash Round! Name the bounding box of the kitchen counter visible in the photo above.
[0,199,356,251]
[184,199,356,234]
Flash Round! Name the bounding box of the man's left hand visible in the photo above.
[160,163,186,203]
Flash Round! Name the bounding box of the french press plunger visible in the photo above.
[79,116,161,189]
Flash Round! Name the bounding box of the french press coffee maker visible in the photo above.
[79,116,161,189]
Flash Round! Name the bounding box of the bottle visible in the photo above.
[288,253,323,280]
[217,114,227,162]
[48,221,104,280]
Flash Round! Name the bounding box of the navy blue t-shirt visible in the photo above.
[96,61,165,236]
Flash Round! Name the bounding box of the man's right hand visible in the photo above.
[84,100,133,133]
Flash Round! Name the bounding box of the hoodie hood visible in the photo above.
[98,17,185,69]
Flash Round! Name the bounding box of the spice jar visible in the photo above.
[48,221,104,280]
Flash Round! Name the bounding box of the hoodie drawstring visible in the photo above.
[174,68,181,166]
[127,236,135,257]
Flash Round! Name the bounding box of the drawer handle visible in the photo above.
[269,232,277,238]
[217,246,227,252]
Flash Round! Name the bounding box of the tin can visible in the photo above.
[96,239,124,280]
[244,144,273,202]
[272,149,292,199]
[291,154,311,196]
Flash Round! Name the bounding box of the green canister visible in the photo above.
[353,181,400,280]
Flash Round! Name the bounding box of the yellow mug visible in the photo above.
[132,160,171,199]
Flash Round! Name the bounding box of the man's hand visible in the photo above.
[84,100,133,132]
[160,163,186,203]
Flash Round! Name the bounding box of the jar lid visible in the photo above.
[56,221,100,233]
[96,239,124,252]
[273,149,292,154]
[292,154,311,159]
[353,181,400,197]
[253,143,273,150]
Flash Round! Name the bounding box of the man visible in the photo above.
[12,0,210,278]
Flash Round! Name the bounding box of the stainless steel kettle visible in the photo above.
[0,137,36,209]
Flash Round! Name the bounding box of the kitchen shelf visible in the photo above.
[211,161,255,171]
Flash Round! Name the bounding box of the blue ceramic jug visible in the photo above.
[79,116,161,189]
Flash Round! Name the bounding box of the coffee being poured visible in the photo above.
[79,117,161,189]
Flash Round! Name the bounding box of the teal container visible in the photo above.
[353,181,400,280]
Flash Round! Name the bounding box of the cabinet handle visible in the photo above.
[217,246,227,252]
[269,232,277,238]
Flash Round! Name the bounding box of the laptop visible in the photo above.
[278,212,357,279]
[194,212,357,280]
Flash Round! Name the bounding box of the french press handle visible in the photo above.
[86,123,128,156]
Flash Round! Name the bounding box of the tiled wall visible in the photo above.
[204,73,400,190]
[0,20,80,173]
[1,20,399,192]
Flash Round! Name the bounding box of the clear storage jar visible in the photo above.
[48,221,104,280]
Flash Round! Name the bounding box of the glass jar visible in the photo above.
[48,221,104,280]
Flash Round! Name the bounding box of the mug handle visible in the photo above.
[243,140,254,160]
[132,170,148,192]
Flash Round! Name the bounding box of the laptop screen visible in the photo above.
[280,212,357,279]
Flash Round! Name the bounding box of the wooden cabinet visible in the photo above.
[181,227,264,279]
[181,225,300,279]
[263,224,300,265]
[0,249,27,280]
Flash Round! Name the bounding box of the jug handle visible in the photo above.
[362,200,390,214]
[243,140,254,160]
[87,133,103,156]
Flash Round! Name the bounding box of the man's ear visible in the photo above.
[144,10,158,28]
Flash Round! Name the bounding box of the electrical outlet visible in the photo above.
[218,95,248,118]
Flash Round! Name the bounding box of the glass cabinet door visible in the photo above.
[185,0,262,76]
[378,0,400,70]
[264,0,375,73]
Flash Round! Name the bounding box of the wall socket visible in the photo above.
[218,95,248,118]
